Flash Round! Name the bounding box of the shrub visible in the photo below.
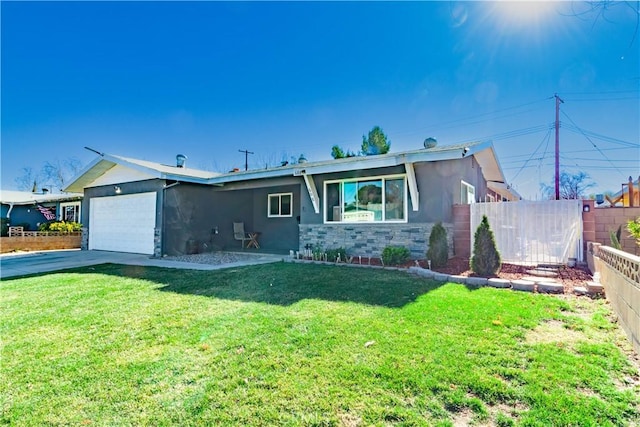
[427,222,449,268]
[627,217,640,247]
[1,218,8,237]
[609,225,622,250]
[38,221,81,233]
[325,247,347,262]
[382,246,410,266]
[470,215,501,276]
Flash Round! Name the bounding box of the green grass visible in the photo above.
[1,262,638,426]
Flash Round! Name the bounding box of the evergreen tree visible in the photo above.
[427,222,448,268]
[470,215,501,276]
[361,126,390,155]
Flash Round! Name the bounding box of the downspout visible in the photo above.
[6,202,14,221]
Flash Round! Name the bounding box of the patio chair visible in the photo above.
[233,222,251,248]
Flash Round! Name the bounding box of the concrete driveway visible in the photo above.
[0,249,282,279]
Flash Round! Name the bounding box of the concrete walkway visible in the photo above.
[0,249,284,280]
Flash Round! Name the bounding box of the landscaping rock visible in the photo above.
[574,286,589,296]
[587,281,604,294]
[448,275,467,284]
[466,277,488,287]
[487,278,511,288]
[432,272,449,282]
[537,281,564,294]
[511,279,535,292]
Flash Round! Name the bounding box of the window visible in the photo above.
[461,181,476,204]
[325,175,407,223]
[268,193,293,217]
[59,202,81,223]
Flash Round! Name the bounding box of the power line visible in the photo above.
[510,128,553,181]
[564,96,639,102]
[560,109,628,179]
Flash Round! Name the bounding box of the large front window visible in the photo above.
[325,175,406,223]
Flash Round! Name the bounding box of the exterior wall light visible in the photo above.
[583,204,590,212]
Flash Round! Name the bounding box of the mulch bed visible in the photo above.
[424,256,593,291]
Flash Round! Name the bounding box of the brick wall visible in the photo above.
[452,204,471,258]
[299,223,454,260]
[593,206,640,256]
[0,234,81,253]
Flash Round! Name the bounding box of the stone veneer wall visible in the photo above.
[299,223,454,260]
[81,227,89,250]
[154,228,162,258]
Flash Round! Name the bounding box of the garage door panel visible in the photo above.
[89,192,156,254]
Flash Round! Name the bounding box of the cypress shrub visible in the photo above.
[427,222,449,268]
[470,215,501,276]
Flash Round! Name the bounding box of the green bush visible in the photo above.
[427,222,449,268]
[470,215,501,276]
[38,221,82,233]
[325,247,347,262]
[382,246,411,266]
[628,217,640,247]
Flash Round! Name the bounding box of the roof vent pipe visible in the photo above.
[176,154,187,168]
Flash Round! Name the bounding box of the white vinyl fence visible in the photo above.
[470,200,583,265]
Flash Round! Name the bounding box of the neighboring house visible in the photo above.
[64,141,520,257]
[0,190,83,231]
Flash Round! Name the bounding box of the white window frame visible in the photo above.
[59,201,81,223]
[267,193,293,218]
[323,174,408,224]
[461,180,476,204]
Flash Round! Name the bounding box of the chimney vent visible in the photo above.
[176,154,187,168]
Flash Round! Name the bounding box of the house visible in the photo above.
[64,141,520,257]
[0,190,83,231]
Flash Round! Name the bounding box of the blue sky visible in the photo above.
[2,1,638,199]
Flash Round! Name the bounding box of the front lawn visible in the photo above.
[1,263,638,426]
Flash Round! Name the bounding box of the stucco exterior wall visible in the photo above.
[162,180,301,256]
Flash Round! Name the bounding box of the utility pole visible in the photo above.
[554,93,564,200]
[238,149,254,171]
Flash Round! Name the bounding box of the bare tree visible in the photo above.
[14,167,40,192]
[541,171,596,200]
[14,158,83,193]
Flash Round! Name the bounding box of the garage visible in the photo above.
[89,192,157,254]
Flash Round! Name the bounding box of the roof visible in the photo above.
[64,141,520,200]
[64,153,219,192]
[0,190,83,205]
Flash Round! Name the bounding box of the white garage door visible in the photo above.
[89,192,157,254]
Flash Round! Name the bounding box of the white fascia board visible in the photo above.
[64,157,117,193]
[205,146,485,185]
[101,154,164,179]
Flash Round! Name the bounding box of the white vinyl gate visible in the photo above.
[470,200,583,265]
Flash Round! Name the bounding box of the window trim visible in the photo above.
[323,174,408,224]
[461,180,476,204]
[267,192,293,218]
[59,201,81,223]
